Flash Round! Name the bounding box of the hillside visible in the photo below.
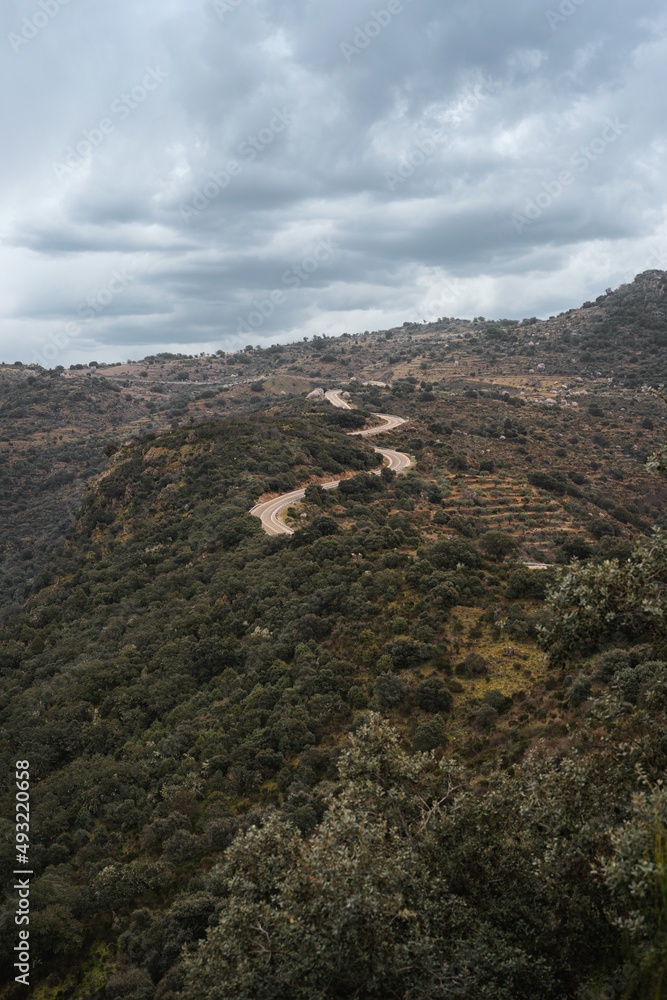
[9,269,666,392]
[0,369,284,619]
[0,275,666,998]
[2,271,665,619]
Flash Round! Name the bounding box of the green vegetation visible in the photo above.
[181,712,667,1000]
[0,272,666,998]
[538,529,667,664]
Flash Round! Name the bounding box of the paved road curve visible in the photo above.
[350,413,406,437]
[324,389,350,410]
[250,393,412,536]
[373,445,412,473]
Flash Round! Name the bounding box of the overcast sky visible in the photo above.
[1,0,666,365]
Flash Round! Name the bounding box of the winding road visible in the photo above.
[250,391,412,536]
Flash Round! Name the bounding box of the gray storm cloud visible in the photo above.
[1,0,666,363]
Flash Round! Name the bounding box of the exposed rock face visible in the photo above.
[562,269,667,387]
[306,388,325,399]
[604,269,667,314]
[596,270,667,328]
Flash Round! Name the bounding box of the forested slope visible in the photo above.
[0,393,665,999]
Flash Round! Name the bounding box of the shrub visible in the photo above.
[391,617,409,634]
[614,661,667,706]
[373,673,407,708]
[528,471,567,495]
[162,830,202,865]
[0,640,24,670]
[567,676,592,708]
[384,638,424,671]
[590,519,620,539]
[445,679,464,693]
[182,719,444,1000]
[93,861,166,910]
[479,531,518,563]
[106,968,155,1000]
[473,704,498,728]
[415,678,453,714]
[595,537,634,562]
[347,685,369,710]
[448,453,469,472]
[503,605,542,640]
[505,568,549,600]
[597,785,667,998]
[539,529,667,664]
[429,538,480,570]
[456,652,489,678]
[304,484,325,505]
[482,689,511,714]
[328,410,366,430]
[311,515,339,537]
[431,582,460,611]
[558,537,593,562]
[596,649,631,682]
[412,715,447,751]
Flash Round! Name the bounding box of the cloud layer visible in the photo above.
[1,0,666,364]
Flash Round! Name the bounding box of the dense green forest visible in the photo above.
[0,380,665,997]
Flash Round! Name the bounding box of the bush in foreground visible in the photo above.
[181,711,667,1000]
